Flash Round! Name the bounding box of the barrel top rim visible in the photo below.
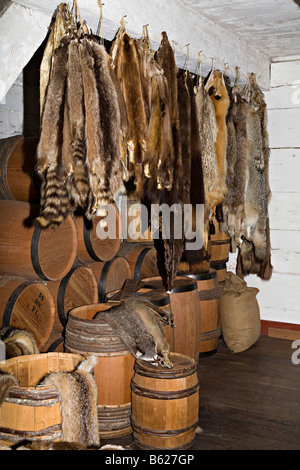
[134,352,197,378]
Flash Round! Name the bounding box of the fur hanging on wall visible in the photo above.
[236,73,273,280]
[205,70,230,209]
[40,356,100,448]
[94,297,174,368]
[36,18,125,228]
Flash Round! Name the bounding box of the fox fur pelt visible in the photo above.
[0,326,39,359]
[40,355,99,448]
[111,30,148,169]
[237,73,272,280]
[94,297,174,368]
[205,70,230,208]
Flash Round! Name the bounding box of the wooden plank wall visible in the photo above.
[228,58,300,327]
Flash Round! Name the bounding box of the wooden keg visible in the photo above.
[65,303,135,438]
[47,265,98,331]
[0,135,40,203]
[185,269,221,356]
[210,217,230,282]
[0,275,55,350]
[140,277,202,363]
[74,203,121,264]
[0,353,82,446]
[124,197,152,243]
[41,331,64,353]
[131,352,199,450]
[89,256,132,302]
[0,201,77,281]
[117,242,159,280]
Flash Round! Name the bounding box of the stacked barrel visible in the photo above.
[0,135,228,449]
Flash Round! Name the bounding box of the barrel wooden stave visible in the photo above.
[140,277,202,362]
[0,275,55,350]
[0,201,77,281]
[88,256,132,302]
[185,269,221,355]
[117,242,159,280]
[0,135,40,203]
[0,353,82,445]
[74,203,121,264]
[131,353,199,450]
[210,217,230,283]
[47,265,99,331]
[65,303,135,438]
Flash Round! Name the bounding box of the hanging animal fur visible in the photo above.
[237,73,272,280]
[40,356,99,447]
[205,70,230,208]
[221,84,248,250]
[0,326,39,359]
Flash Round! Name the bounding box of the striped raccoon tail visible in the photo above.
[71,163,90,209]
[36,166,71,229]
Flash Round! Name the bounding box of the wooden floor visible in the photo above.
[101,335,300,451]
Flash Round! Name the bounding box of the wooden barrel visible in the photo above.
[0,135,40,203]
[0,201,78,281]
[0,352,82,446]
[185,269,221,356]
[131,352,199,450]
[89,257,132,302]
[210,217,230,282]
[0,275,55,350]
[47,266,99,331]
[117,242,159,280]
[124,197,152,243]
[140,277,202,363]
[74,203,121,264]
[41,331,64,353]
[65,303,135,438]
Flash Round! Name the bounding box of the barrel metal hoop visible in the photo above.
[198,286,221,301]
[201,327,222,341]
[56,267,77,327]
[83,220,99,262]
[31,227,48,280]
[98,258,115,302]
[131,417,199,436]
[131,380,199,400]
[2,281,33,326]
[134,248,150,279]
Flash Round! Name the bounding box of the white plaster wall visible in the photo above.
[0,73,24,139]
[228,58,300,326]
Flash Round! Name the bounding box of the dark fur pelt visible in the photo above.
[40,356,99,448]
[221,84,248,250]
[94,297,174,368]
[0,326,39,359]
[237,73,272,280]
[152,32,184,291]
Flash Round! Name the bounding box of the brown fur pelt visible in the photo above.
[221,84,248,250]
[180,71,208,273]
[94,297,174,368]
[40,356,99,448]
[195,76,220,214]
[111,30,148,170]
[237,73,272,280]
[0,326,39,359]
[153,32,184,291]
[205,70,230,207]
[0,371,18,407]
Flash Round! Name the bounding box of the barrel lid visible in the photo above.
[134,353,197,379]
[141,277,198,293]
